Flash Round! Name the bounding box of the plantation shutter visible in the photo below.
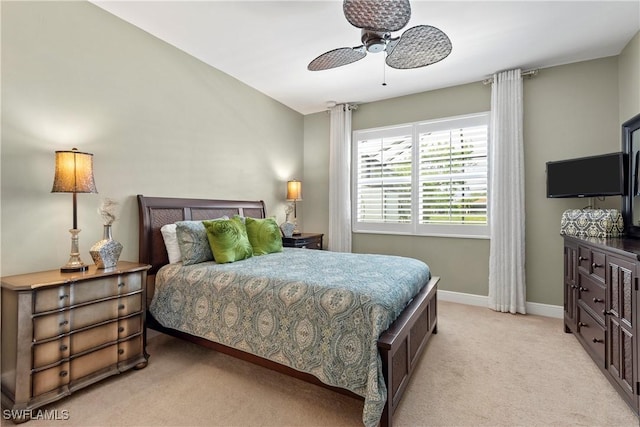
[355,126,413,225]
[419,124,488,225]
[352,113,489,237]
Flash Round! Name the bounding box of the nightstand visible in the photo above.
[1,261,151,421]
[282,233,324,250]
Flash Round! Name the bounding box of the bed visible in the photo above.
[137,195,439,427]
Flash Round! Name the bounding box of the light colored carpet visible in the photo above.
[23,301,639,427]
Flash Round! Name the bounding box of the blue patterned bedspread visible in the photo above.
[150,248,430,426]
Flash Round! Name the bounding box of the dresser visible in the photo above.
[1,261,150,421]
[563,235,640,415]
[282,233,323,250]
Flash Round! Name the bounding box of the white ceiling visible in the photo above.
[92,1,640,115]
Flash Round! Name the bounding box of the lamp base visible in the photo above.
[61,228,89,273]
[60,264,89,273]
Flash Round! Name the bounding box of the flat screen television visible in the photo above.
[546,152,627,198]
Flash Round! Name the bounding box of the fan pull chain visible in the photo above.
[382,55,387,86]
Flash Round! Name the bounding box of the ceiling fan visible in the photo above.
[308,0,452,71]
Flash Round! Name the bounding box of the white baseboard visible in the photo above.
[437,290,563,319]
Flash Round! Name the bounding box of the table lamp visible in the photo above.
[286,179,302,235]
[51,148,97,272]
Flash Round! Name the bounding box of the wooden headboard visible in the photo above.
[137,195,266,276]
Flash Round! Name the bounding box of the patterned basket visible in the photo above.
[560,209,624,238]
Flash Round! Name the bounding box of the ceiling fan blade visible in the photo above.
[308,46,367,71]
[385,25,452,69]
[343,0,411,33]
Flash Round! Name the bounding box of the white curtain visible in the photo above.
[488,69,526,314]
[328,104,352,253]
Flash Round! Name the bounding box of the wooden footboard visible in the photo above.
[378,276,439,427]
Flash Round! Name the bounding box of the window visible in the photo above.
[352,112,490,238]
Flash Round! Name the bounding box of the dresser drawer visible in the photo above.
[118,272,143,294]
[578,275,606,322]
[32,362,69,397]
[70,345,118,381]
[74,293,142,330]
[72,322,119,355]
[33,293,142,341]
[578,246,606,283]
[118,335,143,363]
[282,234,323,250]
[298,238,322,249]
[33,274,144,315]
[72,276,121,306]
[590,251,606,282]
[118,315,142,339]
[34,285,71,314]
[33,337,71,369]
[577,306,605,365]
[33,311,71,341]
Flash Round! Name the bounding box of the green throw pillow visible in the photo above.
[245,217,283,256]
[203,217,253,264]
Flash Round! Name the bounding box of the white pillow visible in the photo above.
[160,224,181,264]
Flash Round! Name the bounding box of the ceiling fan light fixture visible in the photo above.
[361,31,387,53]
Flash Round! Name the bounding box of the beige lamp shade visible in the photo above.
[286,180,302,201]
[51,148,97,194]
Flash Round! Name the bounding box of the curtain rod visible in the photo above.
[482,69,538,85]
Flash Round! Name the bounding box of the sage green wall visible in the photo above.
[304,56,626,305]
[302,112,330,239]
[1,1,303,276]
[619,31,640,123]
[525,57,621,305]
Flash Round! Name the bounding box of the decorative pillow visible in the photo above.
[175,217,227,265]
[160,224,181,264]
[203,217,253,264]
[245,217,283,256]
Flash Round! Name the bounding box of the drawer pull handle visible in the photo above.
[118,349,125,355]
[118,327,125,333]
[59,320,69,326]
[59,371,68,378]
[603,310,612,316]
[60,345,68,351]
[592,262,602,269]
[592,338,603,344]
[579,287,588,292]
[571,284,578,289]
[578,256,587,261]
[578,322,588,327]
[59,294,69,300]
[592,298,604,304]
[118,304,125,310]
[118,282,125,288]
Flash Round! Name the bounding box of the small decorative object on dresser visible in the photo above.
[90,198,123,269]
[280,221,295,238]
[0,262,151,423]
[282,232,323,250]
